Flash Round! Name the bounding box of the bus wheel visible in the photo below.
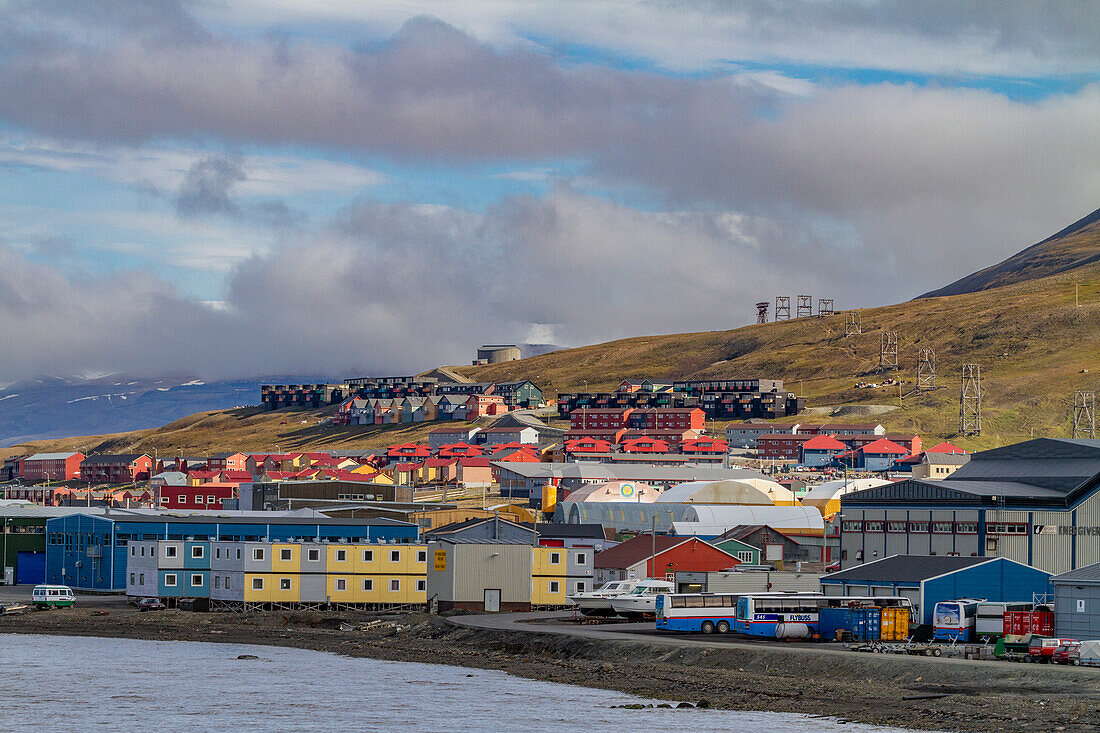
[701,621,715,634]
[716,620,730,634]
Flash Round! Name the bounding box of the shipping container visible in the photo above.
[818,607,852,640]
[881,607,910,642]
[852,607,881,641]
[1005,610,1055,637]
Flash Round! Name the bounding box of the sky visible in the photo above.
[0,0,1098,383]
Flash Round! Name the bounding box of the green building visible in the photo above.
[712,537,762,565]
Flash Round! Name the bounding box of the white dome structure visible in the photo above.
[669,505,824,536]
[801,478,891,517]
[655,478,797,506]
[566,481,661,503]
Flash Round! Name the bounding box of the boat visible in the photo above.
[0,602,29,615]
[567,579,640,616]
[609,579,676,618]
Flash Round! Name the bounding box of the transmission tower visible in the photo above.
[817,298,834,317]
[796,295,813,318]
[917,347,936,390]
[960,364,982,435]
[879,331,899,371]
[1074,391,1096,439]
[755,301,769,324]
[775,296,791,321]
[844,310,861,337]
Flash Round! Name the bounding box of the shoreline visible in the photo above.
[3,608,1098,732]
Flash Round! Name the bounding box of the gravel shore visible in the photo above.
[2,606,1097,732]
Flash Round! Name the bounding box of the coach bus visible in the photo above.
[656,592,912,639]
[933,599,986,643]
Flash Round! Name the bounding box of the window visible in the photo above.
[279,578,291,591]
[548,581,560,593]
[576,581,586,592]
[416,579,426,592]
[932,522,954,534]
[139,573,145,584]
[216,548,221,559]
[280,549,292,561]
[207,496,216,505]
[225,576,230,589]
[160,497,169,504]
[389,549,401,563]
[177,495,186,504]
[855,551,863,561]
[336,549,347,562]
[886,521,907,533]
[195,496,205,504]
[165,545,178,558]
[863,521,884,533]
[130,546,136,557]
[549,552,561,565]
[840,550,847,562]
[191,574,203,586]
[130,572,135,585]
[988,523,1027,535]
[164,574,177,587]
[363,550,374,562]
[575,552,586,565]
[416,550,427,563]
[336,578,346,591]
[191,545,204,559]
[955,522,977,534]
[736,551,755,563]
[308,549,320,561]
[908,521,929,533]
[390,579,400,592]
[252,577,263,590]
[214,576,221,589]
[236,549,241,560]
[841,520,863,532]
[362,579,373,591]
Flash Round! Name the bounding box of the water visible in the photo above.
[2,634,906,732]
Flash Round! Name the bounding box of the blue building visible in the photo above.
[820,554,1053,625]
[45,512,419,591]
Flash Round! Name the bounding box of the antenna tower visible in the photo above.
[817,299,834,317]
[796,295,813,318]
[775,296,791,321]
[879,331,899,371]
[844,310,861,337]
[960,364,982,435]
[755,301,769,324]
[917,347,936,390]
[1074,391,1096,439]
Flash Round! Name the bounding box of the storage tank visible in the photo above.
[476,345,522,363]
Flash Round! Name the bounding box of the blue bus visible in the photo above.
[656,592,912,639]
[933,599,985,643]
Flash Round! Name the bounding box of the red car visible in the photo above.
[1028,637,1077,662]
[1052,642,1081,665]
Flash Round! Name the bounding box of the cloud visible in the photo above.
[175,156,246,217]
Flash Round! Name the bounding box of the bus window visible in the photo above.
[704,595,725,608]
[684,596,705,608]
[671,597,687,608]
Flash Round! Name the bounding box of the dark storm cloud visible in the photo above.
[175,156,246,218]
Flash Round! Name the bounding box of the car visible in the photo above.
[136,598,166,612]
[1052,642,1081,665]
[823,561,841,572]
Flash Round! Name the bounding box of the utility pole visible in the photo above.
[1073,391,1096,439]
[917,347,936,390]
[960,364,982,436]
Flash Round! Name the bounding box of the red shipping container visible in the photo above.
[1006,611,1054,636]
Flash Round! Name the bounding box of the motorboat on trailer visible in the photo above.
[567,579,640,616]
[609,579,676,618]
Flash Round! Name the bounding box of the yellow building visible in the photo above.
[324,543,428,604]
[531,546,567,605]
[242,573,302,603]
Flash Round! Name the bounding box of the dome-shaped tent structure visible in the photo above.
[566,481,661,503]
[801,478,890,517]
[655,478,797,506]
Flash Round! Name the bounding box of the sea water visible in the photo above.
[1,634,909,732]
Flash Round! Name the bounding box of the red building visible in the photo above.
[594,535,740,581]
[438,442,484,459]
[207,452,248,472]
[757,434,814,460]
[844,434,921,455]
[620,437,671,454]
[681,437,728,455]
[160,482,237,510]
[465,394,508,420]
[387,443,432,461]
[19,452,85,481]
[79,454,153,484]
[564,438,614,454]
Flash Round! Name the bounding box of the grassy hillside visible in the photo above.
[457,260,1100,451]
[921,206,1100,298]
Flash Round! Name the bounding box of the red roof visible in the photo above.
[424,457,458,468]
[221,470,253,481]
[187,470,220,479]
[565,438,613,453]
[263,471,295,479]
[392,462,423,472]
[681,438,729,453]
[387,443,431,457]
[490,442,537,454]
[801,434,849,451]
[458,456,493,468]
[620,438,671,453]
[925,441,967,454]
[860,438,909,455]
[438,442,484,457]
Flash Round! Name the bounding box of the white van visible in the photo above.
[32,585,76,609]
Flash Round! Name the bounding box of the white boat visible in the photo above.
[567,579,640,616]
[609,579,676,618]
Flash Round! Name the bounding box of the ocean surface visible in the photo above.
[2,634,909,732]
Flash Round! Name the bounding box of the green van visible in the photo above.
[32,585,76,609]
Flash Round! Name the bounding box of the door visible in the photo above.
[484,588,501,612]
[17,552,45,585]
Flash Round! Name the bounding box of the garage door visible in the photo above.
[16,552,45,585]
[871,585,895,597]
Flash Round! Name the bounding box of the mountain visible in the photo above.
[0,375,313,447]
[919,206,1100,298]
[5,208,1098,457]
